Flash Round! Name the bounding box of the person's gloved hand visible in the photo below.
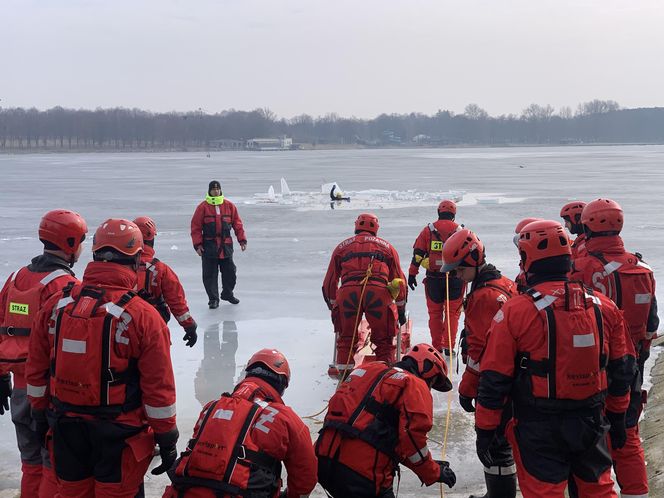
[606,411,627,449]
[435,460,456,488]
[459,394,475,413]
[195,246,204,257]
[398,309,407,327]
[151,428,179,475]
[459,328,468,364]
[475,428,496,468]
[408,274,417,291]
[0,374,11,415]
[183,321,198,347]
[31,408,49,447]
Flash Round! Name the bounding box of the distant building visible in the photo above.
[210,139,244,150]
[246,137,293,151]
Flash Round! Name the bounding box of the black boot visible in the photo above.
[469,472,516,498]
[220,292,239,304]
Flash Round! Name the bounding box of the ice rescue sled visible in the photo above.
[328,317,412,378]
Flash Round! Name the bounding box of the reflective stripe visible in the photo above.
[56,296,74,310]
[407,445,430,463]
[27,384,47,398]
[62,338,87,354]
[636,260,652,271]
[176,312,191,323]
[533,295,557,311]
[9,272,17,282]
[484,463,517,476]
[635,293,652,304]
[349,368,366,377]
[104,302,125,318]
[573,333,595,348]
[603,261,622,275]
[40,269,69,286]
[493,309,505,323]
[213,409,234,420]
[585,292,602,306]
[467,357,480,371]
[144,403,177,419]
[335,364,355,370]
[395,300,406,307]
[389,371,407,380]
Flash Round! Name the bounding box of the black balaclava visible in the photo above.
[208,180,222,195]
[525,255,571,285]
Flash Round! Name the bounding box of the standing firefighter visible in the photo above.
[191,180,247,308]
[571,198,658,497]
[0,209,87,498]
[316,343,457,497]
[441,228,517,498]
[560,201,587,259]
[26,219,179,498]
[134,216,198,347]
[408,200,464,354]
[163,348,317,498]
[476,220,636,498]
[322,213,407,373]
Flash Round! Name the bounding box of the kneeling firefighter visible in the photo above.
[316,343,457,498]
[163,349,317,498]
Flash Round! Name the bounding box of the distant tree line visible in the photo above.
[1,100,663,150]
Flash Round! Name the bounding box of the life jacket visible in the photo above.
[169,393,281,498]
[425,223,458,273]
[321,364,401,460]
[137,257,171,323]
[49,285,141,417]
[339,236,393,286]
[514,283,608,415]
[201,202,235,258]
[0,268,71,362]
[588,252,655,344]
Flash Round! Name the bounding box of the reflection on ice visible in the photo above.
[194,321,239,406]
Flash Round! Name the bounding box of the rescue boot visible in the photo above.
[220,292,239,304]
[208,299,219,309]
[469,472,517,498]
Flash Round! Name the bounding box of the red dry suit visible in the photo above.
[409,220,464,350]
[476,279,636,498]
[322,233,407,366]
[0,253,76,498]
[191,198,246,259]
[163,377,317,498]
[26,262,178,498]
[570,232,588,260]
[570,235,658,497]
[316,361,441,496]
[137,245,195,329]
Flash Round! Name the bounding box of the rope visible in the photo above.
[440,270,454,498]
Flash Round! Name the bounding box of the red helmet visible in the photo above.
[581,198,623,234]
[437,200,457,215]
[354,213,379,235]
[92,219,143,256]
[246,348,291,387]
[514,217,542,234]
[133,216,157,241]
[39,210,88,256]
[441,229,485,272]
[403,343,452,392]
[559,201,586,224]
[517,220,571,272]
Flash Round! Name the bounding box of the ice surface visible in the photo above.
[0,146,663,496]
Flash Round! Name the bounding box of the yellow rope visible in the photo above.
[440,270,454,498]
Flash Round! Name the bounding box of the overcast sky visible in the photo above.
[2,0,663,118]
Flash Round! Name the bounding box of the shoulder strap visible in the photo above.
[345,367,394,427]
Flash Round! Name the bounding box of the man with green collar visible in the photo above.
[191,180,247,308]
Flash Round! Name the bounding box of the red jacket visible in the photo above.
[409,220,460,275]
[190,198,246,259]
[322,233,407,309]
[571,232,588,260]
[167,377,317,498]
[316,362,440,491]
[26,262,177,435]
[458,267,515,399]
[0,254,77,384]
[137,246,194,329]
[476,280,635,431]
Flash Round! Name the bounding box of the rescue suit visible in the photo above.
[571,235,659,497]
[0,253,75,498]
[191,196,246,304]
[164,376,317,498]
[476,279,636,498]
[26,262,178,498]
[409,220,464,350]
[322,234,407,367]
[316,361,444,497]
[570,233,588,260]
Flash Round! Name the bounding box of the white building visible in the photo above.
[246,137,293,151]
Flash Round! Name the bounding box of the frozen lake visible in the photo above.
[1,146,663,496]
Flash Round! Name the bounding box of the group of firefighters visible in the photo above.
[0,176,659,498]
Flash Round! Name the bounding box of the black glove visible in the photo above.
[408,274,417,291]
[435,460,456,488]
[151,428,179,475]
[183,321,198,347]
[459,328,468,364]
[31,408,49,447]
[606,411,627,450]
[397,309,407,327]
[0,374,11,415]
[459,394,475,413]
[475,427,496,468]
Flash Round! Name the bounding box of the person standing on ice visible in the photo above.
[191,180,247,308]
[316,343,457,497]
[134,216,198,347]
[512,217,541,293]
[0,209,87,498]
[407,200,464,355]
[570,198,658,498]
[559,201,587,259]
[475,220,636,498]
[26,219,179,497]
[322,213,407,374]
[163,348,318,498]
[440,228,517,498]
